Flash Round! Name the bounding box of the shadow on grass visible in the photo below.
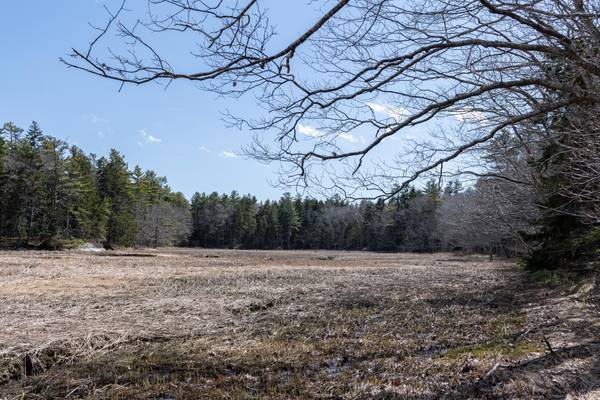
[436,340,600,400]
[2,270,598,399]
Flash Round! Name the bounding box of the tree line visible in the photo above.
[2,120,598,269]
[189,179,530,256]
[0,121,190,248]
[0,120,525,255]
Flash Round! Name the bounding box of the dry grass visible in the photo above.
[0,249,598,399]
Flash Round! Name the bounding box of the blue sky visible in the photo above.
[0,1,320,200]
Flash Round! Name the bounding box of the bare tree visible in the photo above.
[439,177,539,256]
[63,0,600,199]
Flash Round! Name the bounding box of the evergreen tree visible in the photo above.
[18,122,45,243]
[65,146,106,240]
[0,123,25,239]
[525,44,600,269]
[0,131,8,238]
[278,193,300,249]
[1,122,23,143]
[97,150,137,247]
[0,121,191,249]
[38,137,68,242]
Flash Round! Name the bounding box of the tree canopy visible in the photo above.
[60,0,600,267]
[0,121,191,248]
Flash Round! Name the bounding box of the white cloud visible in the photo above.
[298,124,359,143]
[338,132,357,143]
[83,113,109,124]
[220,151,238,158]
[198,146,211,153]
[297,124,323,138]
[450,109,487,123]
[366,102,387,114]
[137,129,162,145]
[97,131,105,139]
[365,102,408,121]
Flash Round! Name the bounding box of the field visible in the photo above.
[0,249,598,399]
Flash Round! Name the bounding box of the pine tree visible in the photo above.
[0,132,7,239]
[0,123,24,240]
[525,43,600,269]
[190,192,207,246]
[64,146,105,240]
[38,137,69,244]
[97,150,136,247]
[18,122,45,244]
[278,193,300,249]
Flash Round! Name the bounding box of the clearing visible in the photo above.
[0,249,598,399]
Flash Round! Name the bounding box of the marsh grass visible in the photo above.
[0,249,598,399]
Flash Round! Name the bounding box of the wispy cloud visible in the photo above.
[365,102,408,121]
[220,150,238,158]
[83,113,109,124]
[297,124,323,138]
[298,124,358,143]
[450,109,487,124]
[338,132,357,143]
[137,129,162,145]
[198,146,211,153]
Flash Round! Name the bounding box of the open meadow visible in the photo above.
[0,249,598,399]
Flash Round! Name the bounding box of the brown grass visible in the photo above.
[0,249,598,399]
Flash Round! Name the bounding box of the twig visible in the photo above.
[484,361,504,379]
[542,333,559,358]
